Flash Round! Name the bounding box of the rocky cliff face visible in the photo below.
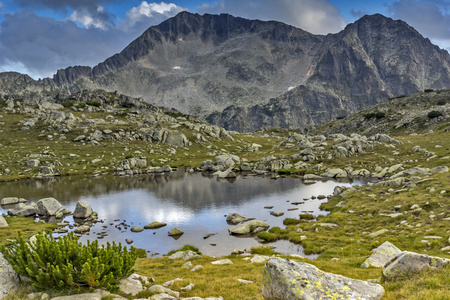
[1,12,450,132]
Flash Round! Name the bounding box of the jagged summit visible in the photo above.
[1,12,450,132]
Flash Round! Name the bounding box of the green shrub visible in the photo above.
[375,112,386,119]
[437,100,446,106]
[277,169,291,175]
[1,232,136,290]
[428,111,443,119]
[62,102,75,108]
[257,231,278,242]
[299,213,314,220]
[283,218,301,225]
[86,101,101,107]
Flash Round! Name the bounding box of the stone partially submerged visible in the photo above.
[383,251,450,280]
[262,257,384,300]
[228,220,269,235]
[36,197,69,217]
[73,201,93,218]
[361,241,402,268]
[226,213,253,225]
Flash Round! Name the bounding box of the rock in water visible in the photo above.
[36,197,64,216]
[228,220,269,235]
[262,257,384,300]
[361,241,402,268]
[73,201,93,218]
[144,221,167,229]
[383,251,450,280]
[226,212,252,225]
[168,228,184,236]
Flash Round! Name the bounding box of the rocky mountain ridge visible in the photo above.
[1,12,450,132]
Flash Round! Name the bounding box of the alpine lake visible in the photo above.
[0,170,365,258]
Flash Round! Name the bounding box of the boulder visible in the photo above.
[228,220,269,235]
[36,197,64,216]
[168,228,184,236]
[1,197,20,206]
[383,251,450,280]
[119,274,145,296]
[131,226,144,233]
[168,250,201,260]
[144,221,167,229]
[8,202,37,217]
[0,215,7,228]
[361,241,402,268]
[215,154,240,168]
[73,201,93,218]
[226,213,252,225]
[262,257,384,300]
[0,252,20,298]
[321,168,348,178]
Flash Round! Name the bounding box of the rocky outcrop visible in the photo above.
[7,202,38,217]
[2,12,450,132]
[262,257,385,300]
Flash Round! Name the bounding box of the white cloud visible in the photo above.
[122,1,185,32]
[196,0,347,34]
[69,6,110,29]
[0,2,185,79]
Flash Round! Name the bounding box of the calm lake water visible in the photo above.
[0,171,362,257]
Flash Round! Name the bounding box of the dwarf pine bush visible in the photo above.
[1,231,136,290]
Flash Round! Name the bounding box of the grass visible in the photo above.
[1,91,450,299]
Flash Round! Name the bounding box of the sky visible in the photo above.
[0,0,449,79]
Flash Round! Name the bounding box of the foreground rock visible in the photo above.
[361,241,402,268]
[0,252,20,298]
[383,251,450,280]
[262,257,384,300]
[228,220,269,235]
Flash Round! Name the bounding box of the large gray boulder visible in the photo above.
[262,258,384,300]
[0,252,20,298]
[215,154,240,168]
[73,201,93,218]
[36,197,64,216]
[361,241,402,268]
[228,220,269,235]
[8,202,38,217]
[383,251,450,280]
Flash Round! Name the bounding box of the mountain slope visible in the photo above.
[1,12,450,132]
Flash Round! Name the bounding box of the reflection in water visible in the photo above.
[0,171,361,257]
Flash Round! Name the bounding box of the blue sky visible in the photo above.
[0,0,449,79]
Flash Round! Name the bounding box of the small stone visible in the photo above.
[130,226,144,233]
[211,259,233,265]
